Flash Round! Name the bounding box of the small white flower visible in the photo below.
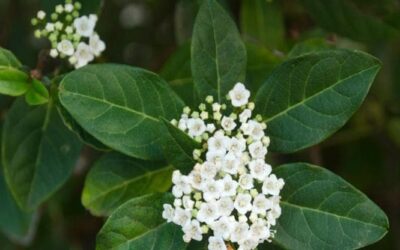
[182,196,195,210]
[208,131,229,152]
[220,175,238,197]
[234,193,252,214]
[239,109,252,123]
[89,33,106,56]
[208,236,227,250]
[200,162,217,180]
[229,83,250,107]
[74,15,96,37]
[211,216,233,240]
[249,141,267,159]
[238,237,258,250]
[197,202,219,224]
[187,118,206,137]
[221,116,236,131]
[252,194,272,214]
[262,174,284,196]
[221,152,240,175]
[217,197,234,217]
[37,10,46,20]
[249,159,271,182]
[172,170,192,197]
[248,120,265,141]
[206,150,225,167]
[227,137,246,156]
[189,171,204,190]
[249,219,270,241]
[57,39,74,56]
[239,174,254,190]
[162,204,175,222]
[183,220,203,242]
[74,42,95,68]
[202,180,222,201]
[173,207,192,227]
[212,103,221,112]
[230,221,250,243]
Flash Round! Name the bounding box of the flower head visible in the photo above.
[163,83,284,250]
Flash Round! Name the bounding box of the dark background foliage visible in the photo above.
[0,0,399,249]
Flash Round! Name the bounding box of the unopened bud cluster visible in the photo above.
[163,83,285,250]
[31,0,105,68]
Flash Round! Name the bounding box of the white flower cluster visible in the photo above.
[163,83,285,250]
[31,0,105,68]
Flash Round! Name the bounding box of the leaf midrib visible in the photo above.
[281,201,387,230]
[263,64,379,123]
[60,91,159,122]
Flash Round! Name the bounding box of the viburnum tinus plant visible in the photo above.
[0,0,389,249]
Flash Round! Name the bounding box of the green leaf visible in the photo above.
[0,47,21,68]
[245,43,282,94]
[82,153,174,216]
[96,193,186,250]
[160,118,200,174]
[0,166,35,242]
[255,49,381,153]
[59,64,184,160]
[25,79,49,105]
[272,163,389,249]
[2,98,82,211]
[288,38,334,58]
[160,43,196,107]
[240,0,284,50]
[300,0,400,43]
[0,68,30,96]
[191,0,247,102]
[57,104,109,151]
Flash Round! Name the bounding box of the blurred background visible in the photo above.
[0,0,400,249]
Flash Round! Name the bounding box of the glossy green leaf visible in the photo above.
[191,0,247,102]
[160,118,200,174]
[272,163,389,249]
[160,43,195,107]
[25,79,49,105]
[245,43,282,94]
[0,69,30,96]
[288,38,334,58]
[57,104,109,151]
[2,98,82,211]
[240,0,284,49]
[96,193,186,250]
[0,47,21,68]
[59,64,184,160]
[82,153,174,216]
[300,0,400,43]
[255,49,381,153]
[0,166,35,242]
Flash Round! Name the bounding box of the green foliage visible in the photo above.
[240,0,285,50]
[255,50,381,153]
[300,0,400,43]
[160,118,200,173]
[0,47,21,68]
[25,79,49,105]
[59,64,184,160]
[82,153,173,216]
[2,98,81,211]
[96,193,186,250]
[191,0,247,102]
[288,38,334,58]
[0,69,30,96]
[271,163,389,249]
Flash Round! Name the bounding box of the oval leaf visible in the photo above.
[59,64,184,160]
[82,153,173,216]
[0,47,21,68]
[0,68,30,96]
[96,193,186,250]
[255,49,381,153]
[25,79,49,105]
[272,163,389,249]
[191,0,247,102]
[160,118,200,174]
[2,98,82,211]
